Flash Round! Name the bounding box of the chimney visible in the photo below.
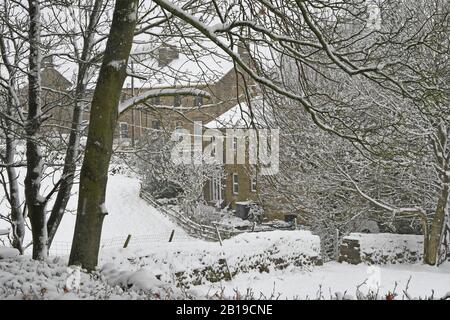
[237,41,251,65]
[42,55,54,68]
[157,44,179,67]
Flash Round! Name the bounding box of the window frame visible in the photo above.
[251,176,257,192]
[152,96,161,105]
[194,95,203,107]
[152,120,161,130]
[174,95,182,107]
[232,173,239,195]
[119,122,129,139]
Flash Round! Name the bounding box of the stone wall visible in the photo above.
[338,233,424,265]
[119,230,322,287]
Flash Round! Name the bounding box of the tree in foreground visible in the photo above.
[68,0,139,270]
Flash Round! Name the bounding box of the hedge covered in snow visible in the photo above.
[104,230,322,286]
[0,247,19,260]
[0,256,189,299]
[339,233,424,265]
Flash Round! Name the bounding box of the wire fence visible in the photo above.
[49,232,192,257]
[139,189,247,242]
[48,190,261,257]
[46,190,240,257]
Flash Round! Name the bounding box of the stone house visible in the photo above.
[113,41,255,147]
[203,100,266,215]
[38,42,279,219]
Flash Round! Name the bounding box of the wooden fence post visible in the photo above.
[214,224,223,245]
[168,229,175,242]
[335,229,340,260]
[123,234,132,248]
[214,223,233,280]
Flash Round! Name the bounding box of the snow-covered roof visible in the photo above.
[124,37,235,89]
[46,39,235,92]
[205,98,268,129]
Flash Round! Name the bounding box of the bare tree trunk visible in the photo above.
[2,110,25,253]
[0,17,25,254]
[423,124,450,265]
[5,126,25,254]
[47,0,104,248]
[69,0,138,271]
[25,0,47,260]
[424,181,449,265]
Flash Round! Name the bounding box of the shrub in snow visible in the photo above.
[187,203,226,226]
[339,233,423,265]
[136,129,223,203]
[215,214,253,231]
[100,263,171,293]
[0,256,190,300]
[0,247,19,260]
[247,202,265,224]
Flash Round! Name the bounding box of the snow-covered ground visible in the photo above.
[51,174,193,255]
[0,172,194,255]
[98,229,450,300]
[1,173,449,300]
[195,261,450,300]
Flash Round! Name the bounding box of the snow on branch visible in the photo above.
[336,164,429,230]
[295,0,380,76]
[118,88,211,114]
[151,0,365,144]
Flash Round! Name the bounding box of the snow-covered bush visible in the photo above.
[185,203,255,229]
[135,130,223,211]
[0,246,19,259]
[248,202,265,224]
[0,255,191,300]
[187,203,225,226]
[215,214,254,231]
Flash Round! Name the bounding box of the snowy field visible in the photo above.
[194,262,450,300]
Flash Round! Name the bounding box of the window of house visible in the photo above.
[119,122,129,139]
[152,96,161,105]
[251,176,257,192]
[232,173,239,195]
[233,137,238,151]
[210,136,216,157]
[152,120,161,130]
[232,136,239,157]
[194,95,203,107]
[174,95,181,107]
